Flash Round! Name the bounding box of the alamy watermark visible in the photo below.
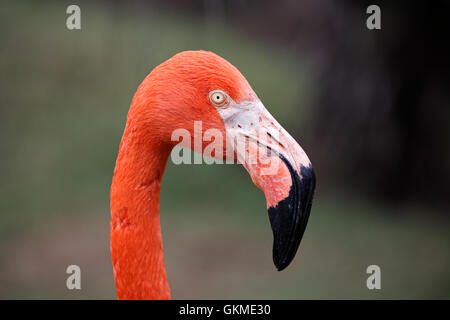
[66,265,81,290]
[170,121,282,176]
[366,5,381,30]
[66,5,81,30]
[366,265,381,290]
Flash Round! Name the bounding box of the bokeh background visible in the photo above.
[1,0,449,299]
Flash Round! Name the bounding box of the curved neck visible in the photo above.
[110,117,171,300]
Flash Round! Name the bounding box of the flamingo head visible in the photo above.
[137,50,315,271]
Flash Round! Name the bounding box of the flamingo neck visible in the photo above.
[110,118,171,300]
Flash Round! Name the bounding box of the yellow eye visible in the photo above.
[209,91,227,106]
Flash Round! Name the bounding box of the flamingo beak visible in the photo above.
[218,100,315,270]
[266,154,315,271]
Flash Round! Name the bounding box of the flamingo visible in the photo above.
[110,50,315,300]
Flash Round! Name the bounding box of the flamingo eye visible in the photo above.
[209,91,227,106]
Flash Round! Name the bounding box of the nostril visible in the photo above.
[267,132,285,149]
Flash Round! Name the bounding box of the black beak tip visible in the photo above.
[268,159,316,271]
[275,261,289,272]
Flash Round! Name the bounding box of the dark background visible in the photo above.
[0,0,449,299]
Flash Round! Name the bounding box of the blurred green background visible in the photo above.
[0,0,449,299]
